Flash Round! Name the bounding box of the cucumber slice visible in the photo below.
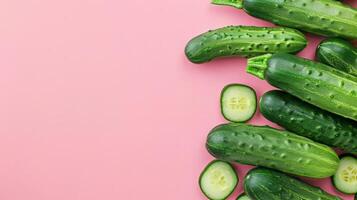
[199,160,238,200]
[220,84,257,122]
[332,155,357,194]
[236,193,251,200]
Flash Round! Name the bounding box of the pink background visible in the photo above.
[0,0,356,199]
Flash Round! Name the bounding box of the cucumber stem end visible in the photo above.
[211,0,243,9]
[246,54,272,80]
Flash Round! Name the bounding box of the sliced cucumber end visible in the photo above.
[332,155,357,194]
[199,160,238,200]
[221,84,257,122]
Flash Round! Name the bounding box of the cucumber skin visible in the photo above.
[206,123,339,178]
[242,0,357,39]
[244,168,341,200]
[260,90,357,154]
[185,26,307,63]
[316,38,357,76]
[265,53,357,121]
[331,154,357,195]
[199,160,238,200]
[236,193,250,200]
[220,84,257,123]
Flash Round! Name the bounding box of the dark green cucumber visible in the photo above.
[332,155,357,194]
[316,38,357,76]
[185,26,307,63]
[260,90,357,154]
[212,0,357,39]
[244,168,341,200]
[206,123,339,178]
[247,53,357,121]
[199,160,238,200]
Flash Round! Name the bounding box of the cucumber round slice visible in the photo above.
[199,160,238,200]
[220,84,257,122]
[236,193,251,200]
[332,155,357,194]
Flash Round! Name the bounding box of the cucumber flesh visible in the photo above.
[236,194,251,200]
[332,155,357,194]
[199,160,238,200]
[220,84,257,122]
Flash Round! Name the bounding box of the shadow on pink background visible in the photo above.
[0,0,355,199]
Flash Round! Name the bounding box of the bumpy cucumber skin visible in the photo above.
[206,123,339,178]
[260,90,357,154]
[220,84,257,123]
[331,154,357,195]
[185,26,307,63]
[244,168,341,200]
[199,160,238,200]
[243,0,357,39]
[265,53,357,121]
[316,38,357,76]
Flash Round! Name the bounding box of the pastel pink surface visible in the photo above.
[0,0,355,199]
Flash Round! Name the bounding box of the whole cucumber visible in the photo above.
[260,90,357,154]
[185,26,307,64]
[316,38,357,76]
[212,0,357,39]
[244,168,341,200]
[247,53,357,121]
[206,123,339,178]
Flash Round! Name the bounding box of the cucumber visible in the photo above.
[247,53,357,121]
[244,167,341,200]
[206,123,339,178]
[212,0,357,39]
[332,155,357,194]
[220,84,257,122]
[185,26,307,63]
[316,38,357,76]
[236,193,250,200]
[199,160,238,200]
[260,90,357,154]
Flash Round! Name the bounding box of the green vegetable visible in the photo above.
[260,90,357,154]
[199,160,238,200]
[236,193,250,200]
[244,168,341,200]
[316,38,357,76]
[212,0,357,39]
[332,155,357,194]
[220,84,257,122]
[185,26,307,63]
[247,53,357,121]
[206,123,339,178]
